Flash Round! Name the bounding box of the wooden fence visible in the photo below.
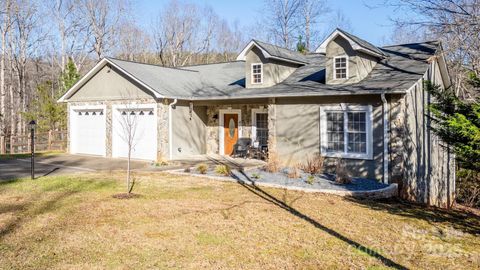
[0,130,67,154]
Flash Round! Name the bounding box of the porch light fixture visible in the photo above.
[28,120,36,180]
[213,114,218,120]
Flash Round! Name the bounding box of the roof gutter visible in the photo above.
[381,92,389,184]
[168,98,178,160]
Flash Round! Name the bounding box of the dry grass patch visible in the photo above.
[0,172,479,269]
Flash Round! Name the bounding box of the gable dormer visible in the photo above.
[316,29,387,85]
[237,40,307,88]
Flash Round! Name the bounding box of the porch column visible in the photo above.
[157,100,170,161]
[267,98,277,155]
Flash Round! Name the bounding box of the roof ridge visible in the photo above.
[253,39,292,51]
[106,57,198,73]
[381,40,440,48]
[180,60,245,68]
[336,28,386,57]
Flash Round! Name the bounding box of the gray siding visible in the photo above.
[275,95,384,180]
[398,60,455,207]
[69,65,153,101]
[245,46,300,88]
[171,102,207,159]
[325,36,378,85]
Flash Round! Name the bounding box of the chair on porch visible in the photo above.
[232,138,252,158]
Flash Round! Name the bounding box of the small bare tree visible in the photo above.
[116,102,140,194]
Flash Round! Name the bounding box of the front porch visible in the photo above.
[204,102,273,158]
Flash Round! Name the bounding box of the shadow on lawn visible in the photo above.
[232,170,409,270]
[346,197,480,235]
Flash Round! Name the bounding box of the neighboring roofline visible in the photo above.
[57,58,164,102]
[315,28,386,58]
[236,40,308,65]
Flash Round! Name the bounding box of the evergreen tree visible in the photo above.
[296,35,307,53]
[24,58,80,132]
[426,80,480,206]
[425,81,480,171]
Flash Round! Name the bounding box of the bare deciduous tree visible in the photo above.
[381,0,480,99]
[300,0,329,51]
[79,0,127,60]
[264,0,303,49]
[0,0,13,136]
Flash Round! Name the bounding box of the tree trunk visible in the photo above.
[127,147,131,193]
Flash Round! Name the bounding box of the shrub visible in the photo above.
[301,154,324,175]
[306,175,315,185]
[184,167,191,173]
[196,163,208,174]
[335,158,351,184]
[251,173,261,179]
[265,150,281,173]
[456,169,480,207]
[287,165,301,179]
[215,164,231,176]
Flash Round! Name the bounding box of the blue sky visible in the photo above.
[134,0,402,46]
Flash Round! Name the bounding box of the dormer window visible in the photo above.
[334,56,348,79]
[251,63,263,84]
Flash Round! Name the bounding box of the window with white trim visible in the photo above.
[252,63,263,84]
[254,113,268,146]
[334,56,347,79]
[320,105,372,159]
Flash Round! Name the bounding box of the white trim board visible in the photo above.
[218,109,242,155]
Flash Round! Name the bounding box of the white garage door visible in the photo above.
[70,107,106,156]
[112,105,157,161]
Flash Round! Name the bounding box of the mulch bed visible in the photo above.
[112,193,142,199]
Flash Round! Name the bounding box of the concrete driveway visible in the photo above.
[0,154,151,180]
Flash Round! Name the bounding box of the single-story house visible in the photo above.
[58,28,455,207]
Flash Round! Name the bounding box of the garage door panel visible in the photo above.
[70,108,106,156]
[112,106,157,161]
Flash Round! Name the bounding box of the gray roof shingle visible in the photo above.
[252,39,309,64]
[336,28,387,57]
[105,41,439,101]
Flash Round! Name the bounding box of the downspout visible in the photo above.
[168,98,178,160]
[381,93,389,184]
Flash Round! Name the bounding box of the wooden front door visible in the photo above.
[223,113,238,155]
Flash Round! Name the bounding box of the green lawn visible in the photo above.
[0,172,479,269]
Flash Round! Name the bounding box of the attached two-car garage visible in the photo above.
[69,104,158,161]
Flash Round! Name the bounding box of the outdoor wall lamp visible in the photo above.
[28,120,36,179]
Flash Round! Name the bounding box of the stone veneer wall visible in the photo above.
[389,95,406,192]
[267,98,277,154]
[68,99,167,161]
[206,103,268,155]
